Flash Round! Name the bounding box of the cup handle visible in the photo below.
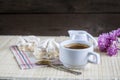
[88,52,100,64]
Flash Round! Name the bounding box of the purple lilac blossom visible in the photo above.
[109,30,118,44]
[107,41,118,56]
[98,28,120,56]
[116,28,120,37]
[109,30,117,41]
[98,33,110,51]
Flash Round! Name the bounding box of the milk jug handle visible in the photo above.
[85,32,98,47]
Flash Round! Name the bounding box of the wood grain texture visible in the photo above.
[0,14,120,36]
[0,0,120,13]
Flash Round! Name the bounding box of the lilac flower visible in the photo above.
[107,41,118,56]
[109,30,117,41]
[98,28,120,56]
[98,33,110,51]
[116,28,120,37]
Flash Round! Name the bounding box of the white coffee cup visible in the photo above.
[59,40,100,69]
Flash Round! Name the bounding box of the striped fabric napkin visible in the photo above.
[10,45,61,70]
[10,45,37,70]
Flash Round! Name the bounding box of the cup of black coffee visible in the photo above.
[64,43,89,49]
[59,40,100,69]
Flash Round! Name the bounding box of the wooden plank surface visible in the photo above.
[0,14,120,36]
[0,0,120,13]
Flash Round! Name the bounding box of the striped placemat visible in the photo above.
[10,45,61,70]
[10,45,36,69]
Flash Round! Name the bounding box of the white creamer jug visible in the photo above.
[68,30,98,47]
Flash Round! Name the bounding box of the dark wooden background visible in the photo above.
[0,0,120,36]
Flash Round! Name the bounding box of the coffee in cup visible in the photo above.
[64,43,89,49]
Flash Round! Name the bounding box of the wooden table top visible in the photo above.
[0,36,120,80]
